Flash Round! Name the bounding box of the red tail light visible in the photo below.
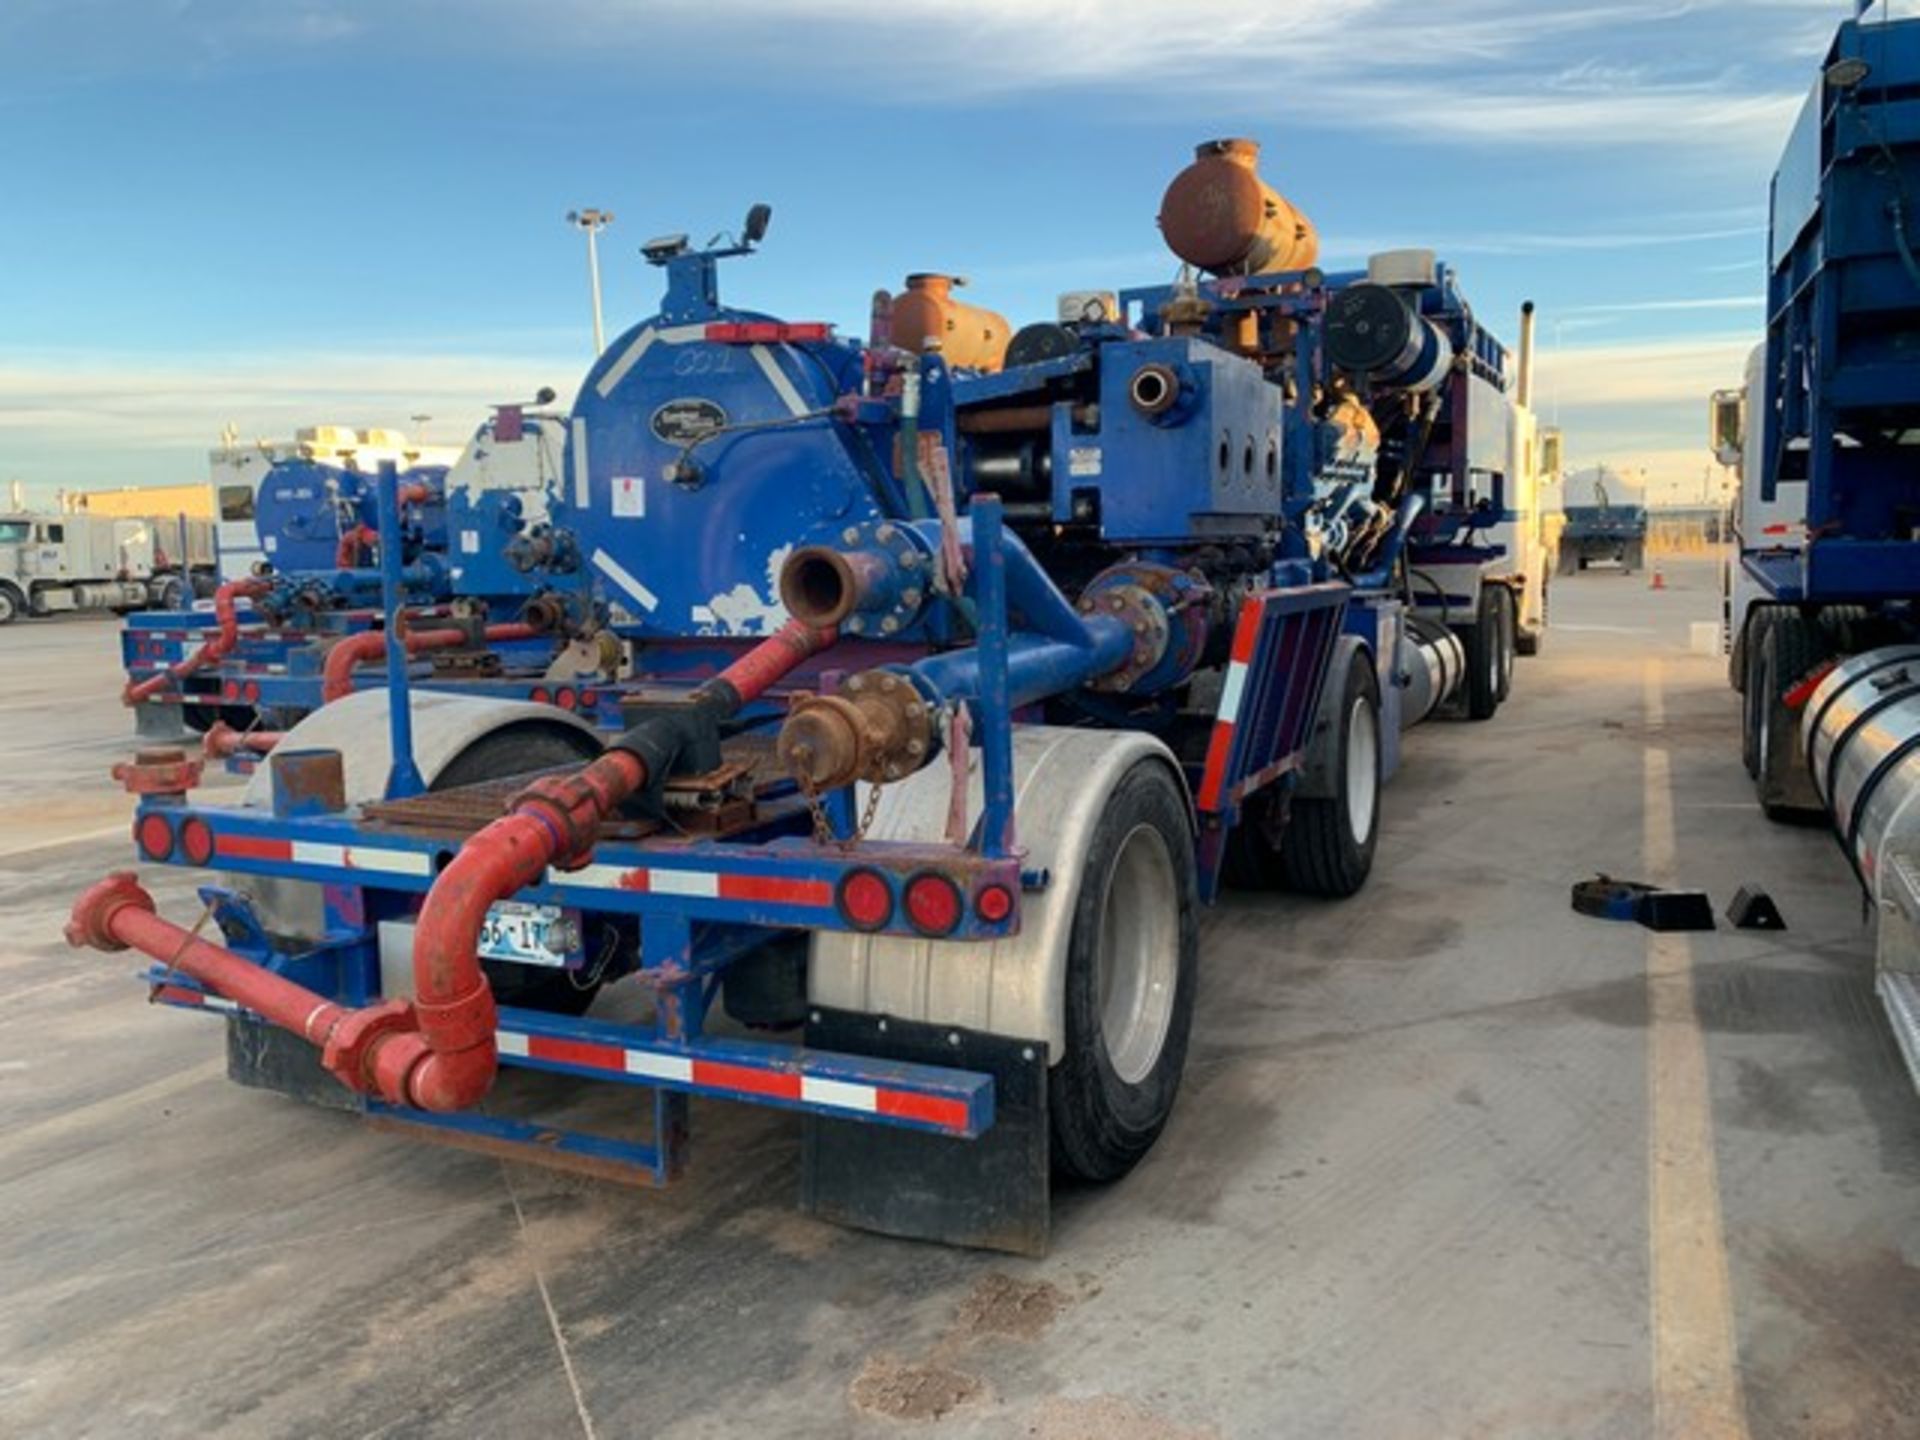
[242,680,261,703]
[837,869,893,931]
[555,688,578,711]
[904,872,962,937]
[530,686,552,704]
[136,812,175,862]
[975,883,1014,924]
[179,817,215,866]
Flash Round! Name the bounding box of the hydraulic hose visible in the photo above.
[123,577,272,706]
[321,621,541,703]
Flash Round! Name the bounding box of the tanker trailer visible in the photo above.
[65,144,1525,1251]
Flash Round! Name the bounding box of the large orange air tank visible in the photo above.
[889,274,1011,372]
[1159,138,1319,277]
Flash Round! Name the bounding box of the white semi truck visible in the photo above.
[0,510,214,625]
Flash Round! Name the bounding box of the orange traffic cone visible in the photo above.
[1650,565,1666,591]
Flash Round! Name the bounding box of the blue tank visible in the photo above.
[253,460,449,574]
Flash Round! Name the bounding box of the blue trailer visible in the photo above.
[1717,12,1920,1086]
[68,142,1533,1250]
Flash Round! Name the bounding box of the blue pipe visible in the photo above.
[971,496,1017,857]
[909,625,1132,715]
[376,463,426,799]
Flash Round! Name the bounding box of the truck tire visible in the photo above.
[0,584,21,625]
[431,727,610,1014]
[1491,585,1517,702]
[1051,758,1198,1183]
[1623,539,1645,574]
[1754,614,1826,824]
[1458,586,1505,722]
[1279,655,1382,897]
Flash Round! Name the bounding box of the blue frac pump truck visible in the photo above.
[1717,9,1920,1090]
[121,404,595,743]
[69,141,1543,1251]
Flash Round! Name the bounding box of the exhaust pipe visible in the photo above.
[1516,300,1537,411]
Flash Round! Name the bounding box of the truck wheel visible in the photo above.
[1491,586,1517,702]
[1280,656,1382,897]
[0,584,20,625]
[1556,548,1577,579]
[1753,614,1825,824]
[1051,759,1198,1183]
[433,727,610,1014]
[1458,587,1505,721]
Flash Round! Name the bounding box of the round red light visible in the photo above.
[904,872,963,937]
[179,817,215,866]
[222,681,240,700]
[975,884,1014,924]
[242,681,261,703]
[579,690,600,708]
[530,686,552,704]
[837,869,893,931]
[555,688,578,711]
[136,812,175,862]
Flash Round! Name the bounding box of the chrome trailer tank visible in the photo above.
[1804,644,1920,1091]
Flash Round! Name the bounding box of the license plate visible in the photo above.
[477,901,583,968]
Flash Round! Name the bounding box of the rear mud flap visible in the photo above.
[226,1015,361,1113]
[134,701,192,742]
[801,1009,1050,1256]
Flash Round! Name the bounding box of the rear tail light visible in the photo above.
[975,883,1014,924]
[242,680,261,703]
[530,686,552,704]
[555,688,578,711]
[136,812,175,862]
[580,689,600,708]
[837,869,893,931]
[179,817,215,866]
[904,872,962,937]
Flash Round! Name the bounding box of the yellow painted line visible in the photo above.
[1643,663,1749,1439]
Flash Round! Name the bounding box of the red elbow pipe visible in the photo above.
[203,721,283,759]
[320,621,542,704]
[336,523,378,568]
[124,578,271,706]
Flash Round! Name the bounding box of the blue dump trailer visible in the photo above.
[67,141,1541,1250]
[1714,12,1920,1087]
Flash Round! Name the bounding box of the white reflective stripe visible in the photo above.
[571,417,591,507]
[565,862,638,890]
[648,869,720,898]
[288,840,432,876]
[625,1050,695,1083]
[592,547,659,611]
[594,326,656,398]
[801,1077,877,1113]
[750,344,808,417]
[1217,660,1249,722]
[200,995,240,1014]
[497,1031,531,1058]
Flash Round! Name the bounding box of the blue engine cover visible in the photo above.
[253,460,448,573]
[565,313,875,637]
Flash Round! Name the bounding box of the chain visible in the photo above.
[798,776,887,848]
[149,893,220,1002]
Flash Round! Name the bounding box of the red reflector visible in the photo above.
[242,681,261,703]
[975,884,1014,923]
[530,686,552,704]
[704,321,834,344]
[179,817,215,866]
[904,872,962,937]
[580,690,600,708]
[222,681,240,700]
[837,869,893,930]
[136,812,174,861]
[555,688,577,711]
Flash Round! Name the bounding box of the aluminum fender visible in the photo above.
[808,726,1191,1058]
[240,689,598,808]
[234,690,598,937]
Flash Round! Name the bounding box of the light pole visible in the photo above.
[568,208,614,354]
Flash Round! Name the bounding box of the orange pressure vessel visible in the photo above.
[1159,138,1319,276]
[889,274,1011,372]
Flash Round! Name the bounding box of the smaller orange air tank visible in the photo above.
[889,274,1012,372]
[1159,138,1319,277]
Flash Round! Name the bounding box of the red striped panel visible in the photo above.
[876,1089,971,1132]
[214,834,293,862]
[526,1035,626,1072]
[1196,719,1236,812]
[718,875,833,907]
[1228,600,1264,664]
[620,869,651,892]
[693,1059,803,1101]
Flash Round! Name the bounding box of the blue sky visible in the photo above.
[0,0,1879,504]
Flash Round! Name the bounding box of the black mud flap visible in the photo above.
[226,1016,362,1113]
[801,1009,1050,1256]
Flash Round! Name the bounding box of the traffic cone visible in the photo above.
[1650,564,1666,591]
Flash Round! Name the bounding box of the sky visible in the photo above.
[0,0,1889,505]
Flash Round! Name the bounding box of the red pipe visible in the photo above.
[321,621,541,704]
[203,721,283,759]
[123,577,271,706]
[72,619,839,1114]
[336,523,378,569]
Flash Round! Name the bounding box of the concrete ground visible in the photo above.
[1,557,1915,1440]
